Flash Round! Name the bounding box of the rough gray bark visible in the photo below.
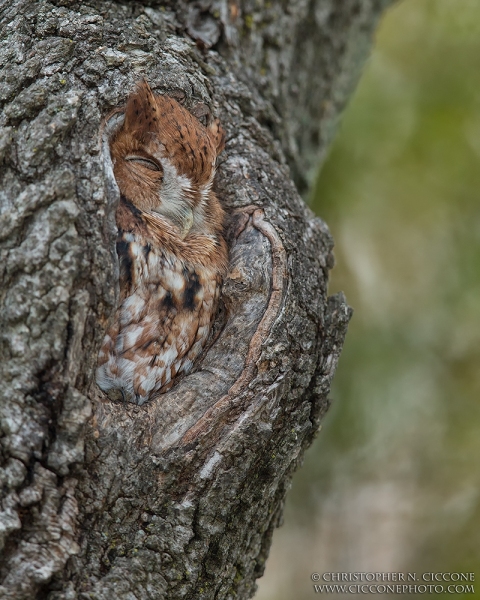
[0,1,391,598]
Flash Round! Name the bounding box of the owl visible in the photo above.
[96,80,228,405]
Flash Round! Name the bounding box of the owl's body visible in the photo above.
[96,81,227,405]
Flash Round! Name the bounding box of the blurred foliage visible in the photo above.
[258,1,480,598]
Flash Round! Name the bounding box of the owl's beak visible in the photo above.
[180,206,194,239]
[151,205,194,239]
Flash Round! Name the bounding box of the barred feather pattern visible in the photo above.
[96,213,222,405]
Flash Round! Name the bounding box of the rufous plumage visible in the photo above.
[96,81,227,405]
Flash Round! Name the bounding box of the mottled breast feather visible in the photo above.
[97,81,227,405]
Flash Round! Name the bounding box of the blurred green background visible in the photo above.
[257,0,480,598]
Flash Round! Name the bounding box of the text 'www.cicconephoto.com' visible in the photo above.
[310,572,475,594]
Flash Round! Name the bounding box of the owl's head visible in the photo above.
[110,80,225,238]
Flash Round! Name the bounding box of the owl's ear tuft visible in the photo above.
[123,79,158,136]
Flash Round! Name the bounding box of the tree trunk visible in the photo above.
[0,1,391,598]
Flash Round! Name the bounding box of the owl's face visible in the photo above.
[110,81,225,238]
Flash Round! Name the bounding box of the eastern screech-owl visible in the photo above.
[96,81,227,405]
